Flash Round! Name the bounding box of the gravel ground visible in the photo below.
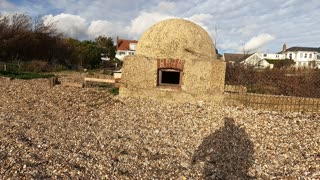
[0,77,319,179]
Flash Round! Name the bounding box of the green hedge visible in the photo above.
[0,70,55,79]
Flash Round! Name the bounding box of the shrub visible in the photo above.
[265,59,295,69]
[0,70,55,79]
[22,60,51,72]
[95,82,119,95]
[52,64,68,72]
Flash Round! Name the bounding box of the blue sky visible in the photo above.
[1,0,320,53]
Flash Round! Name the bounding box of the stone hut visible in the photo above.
[119,18,226,103]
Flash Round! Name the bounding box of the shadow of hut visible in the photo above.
[192,117,254,179]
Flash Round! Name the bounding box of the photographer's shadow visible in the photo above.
[192,117,254,179]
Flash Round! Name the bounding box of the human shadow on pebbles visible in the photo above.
[192,117,254,179]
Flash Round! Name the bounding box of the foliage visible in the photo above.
[95,36,116,60]
[0,13,117,71]
[96,83,119,95]
[265,58,295,68]
[0,13,69,64]
[22,60,51,72]
[109,87,119,95]
[0,70,55,79]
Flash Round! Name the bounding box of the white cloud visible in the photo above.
[187,13,212,24]
[126,12,175,39]
[87,20,114,39]
[154,1,176,13]
[3,0,320,53]
[184,13,212,31]
[0,0,20,14]
[243,33,275,52]
[43,13,87,39]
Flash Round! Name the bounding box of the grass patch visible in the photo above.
[95,82,119,95]
[0,70,55,79]
[109,87,119,95]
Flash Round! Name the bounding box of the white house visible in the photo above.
[115,37,138,61]
[224,44,320,69]
[241,53,286,69]
[281,44,320,68]
[224,53,285,69]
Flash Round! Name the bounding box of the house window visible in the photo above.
[128,52,134,55]
[309,54,312,58]
[304,53,307,58]
[119,51,126,55]
[289,53,292,59]
[276,55,279,58]
[158,69,181,86]
[317,55,320,60]
[263,54,267,57]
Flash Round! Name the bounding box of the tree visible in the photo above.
[65,38,102,69]
[95,36,116,60]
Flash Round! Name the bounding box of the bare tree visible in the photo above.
[212,26,219,47]
[33,15,57,35]
[241,42,251,55]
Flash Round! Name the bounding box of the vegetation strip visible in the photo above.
[0,70,55,80]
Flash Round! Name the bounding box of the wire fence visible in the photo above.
[225,64,320,112]
[225,64,320,98]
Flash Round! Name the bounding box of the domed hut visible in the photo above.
[120,18,226,103]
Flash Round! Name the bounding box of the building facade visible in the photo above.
[224,44,320,69]
[281,45,320,68]
[115,37,138,61]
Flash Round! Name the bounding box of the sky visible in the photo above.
[1,0,320,53]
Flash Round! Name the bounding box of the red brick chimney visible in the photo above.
[282,43,287,53]
[116,36,120,48]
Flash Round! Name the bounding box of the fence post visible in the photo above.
[49,77,58,88]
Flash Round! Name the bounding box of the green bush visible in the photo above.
[95,82,119,95]
[22,60,51,72]
[52,64,68,72]
[265,59,295,68]
[109,87,119,95]
[0,70,55,79]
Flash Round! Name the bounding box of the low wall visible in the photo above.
[225,92,320,112]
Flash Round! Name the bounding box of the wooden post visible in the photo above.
[49,77,53,88]
[49,77,58,88]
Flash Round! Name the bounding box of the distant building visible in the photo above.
[241,53,286,69]
[280,44,320,68]
[224,43,320,69]
[224,53,253,65]
[224,52,285,69]
[115,37,138,61]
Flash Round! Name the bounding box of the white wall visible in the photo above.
[285,51,320,68]
[286,51,318,61]
[259,53,285,60]
[116,50,136,61]
[129,43,137,51]
[242,53,273,69]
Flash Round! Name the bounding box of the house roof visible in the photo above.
[284,46,320,53]
[223,53,253,63]
[116,37,138,51]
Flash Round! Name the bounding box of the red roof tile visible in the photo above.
[117,36,138,51]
